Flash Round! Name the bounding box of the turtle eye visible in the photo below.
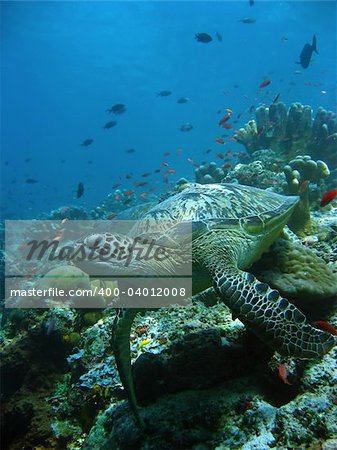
[84,234,105,248]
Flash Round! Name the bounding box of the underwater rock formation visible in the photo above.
[234,102,337,168]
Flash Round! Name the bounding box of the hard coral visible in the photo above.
[283,155,330,234]
[195,162,225,184]
[234,102,337,168]
[252,237,337,302]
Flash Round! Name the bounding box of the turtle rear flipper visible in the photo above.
[213,267,336,357]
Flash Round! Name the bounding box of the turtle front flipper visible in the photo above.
[213,267,336,358]
[112,308,145,427]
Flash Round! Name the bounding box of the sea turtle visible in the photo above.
[73,183,336,425]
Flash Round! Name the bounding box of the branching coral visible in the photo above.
[234,102,337,168]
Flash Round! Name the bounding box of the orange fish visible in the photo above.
[313,321,337,336]
[298,179,310,194]
[217,153,225,159]
[218,113,231,126]
[320,189,337,207]
[167,169,175,174]
[259,79,271,88]
[124,190,135,196]
[278,363,292,385]
[214,137,225,144]
[223,163,232,169]
[107,213,118,220]
[162,162,169,166]
[140,192,147,198]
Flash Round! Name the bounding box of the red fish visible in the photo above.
[259,79,271,88]
[221,123,232,129]
[218,113,231,126]
[313,321,337,336]
[278,363,292,385]
[107,213,118,220]
[320,189,337,207]
[223,163,233,169]
[124,190,135,196]
[167,169,175,174]
[217,153,225,159]
[214,137,225,144]
[140,192,147,198]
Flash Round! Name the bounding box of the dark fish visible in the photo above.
[106,103,126,114]
[272,93,281,103]
[195,33,213,43]
[125,148,135,153]
[157,90,172,97]
[239,17,256,24]
[76,182,84,198]
[102,120,117,129]
[25,178,38,184]
[25,158,31,163]
[216,32,223,42]
[81,138,93,147]
[180,122,194,132]
[298,35,318,69]
[249,0,254,5]
[177,96,190,104]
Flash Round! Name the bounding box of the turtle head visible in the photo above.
[72,232,149,277]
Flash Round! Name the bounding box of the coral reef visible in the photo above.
[234,102,337,168]
[195,162,225,184]
[283,155,330,234]
[252,237,337,302]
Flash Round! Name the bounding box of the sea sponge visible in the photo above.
[252,238,337,302]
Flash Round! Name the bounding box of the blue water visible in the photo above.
[1,0,336,218]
